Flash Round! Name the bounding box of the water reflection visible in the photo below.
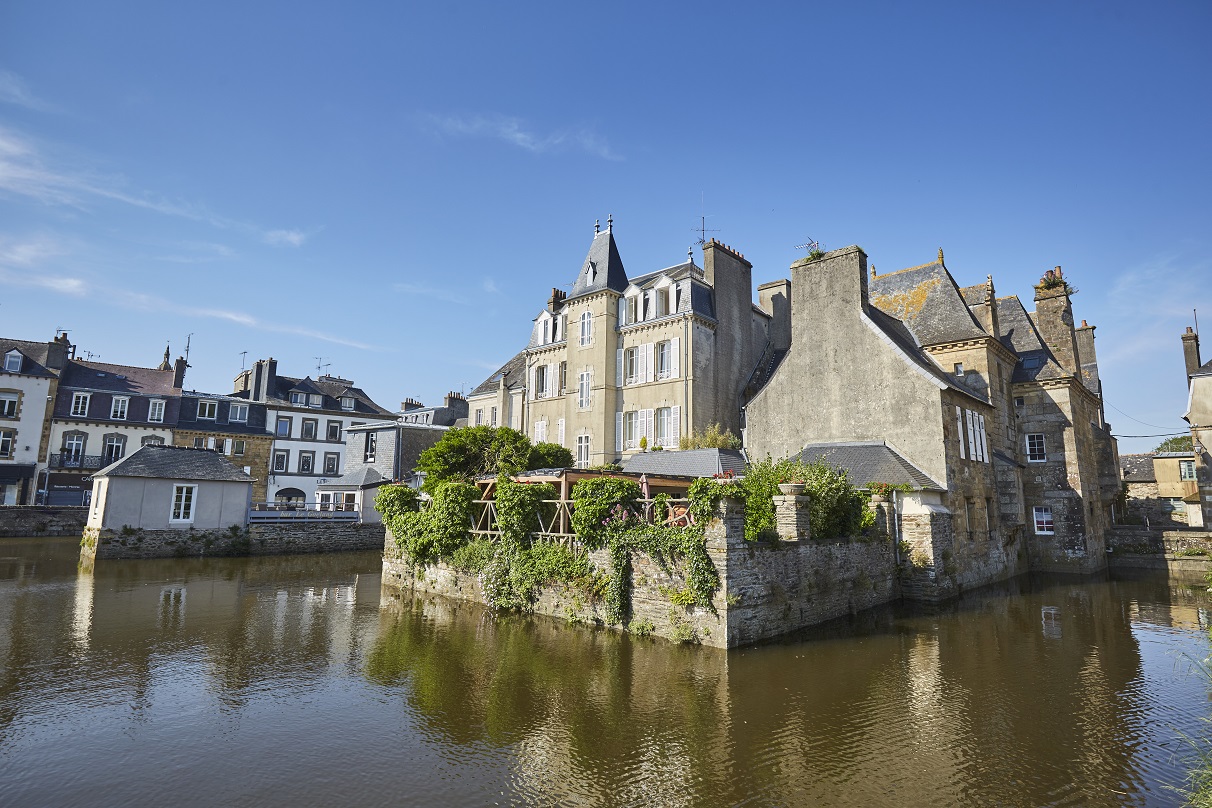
[0,537,1209,807]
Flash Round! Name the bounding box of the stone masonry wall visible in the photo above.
[0,506,88,537]
[382,497,903,648]
[81,521,385,561]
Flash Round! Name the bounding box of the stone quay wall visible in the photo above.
[382,496,903,648]
[81,521,386,561]
[0,506,89,537]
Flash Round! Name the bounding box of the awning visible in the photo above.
[0,463,36,482]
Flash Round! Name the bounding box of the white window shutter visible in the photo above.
[528,366,535,401]
[616,412,623,453]
[637,344,647,384]
[645,343,655,383]
[670,337,680,379]
[644,409,654,443]
[966,410,976,461]
[617,348,624,387]
[618,298,626,325]
[670,405,681,445]
[956,406,966,460]
[557,418,565,446]
[979,415,989,463]
[546,363,555,398]
[588,367,593,407]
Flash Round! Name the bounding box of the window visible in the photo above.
[364,433,377,462]
[490,407,498,427]
[1014,396,1025,408]
[3,351,21,373]
[656,407,672,447]
[171,485,197,522]
[534,420,547,443]
[71,393,90,417]
[1023,356,1043,369]
[102,435,125,465]
[194,437,205,448]
[276,416,292,437]
[475,409,484,426]
[965,499,975,540]
[0,429,13,458]
[559,361,567,395]
[106,397,127,420]
[1026,433,1046,463]
[656,287,669,317]
[1033,506,1054,535]
[298,452,315,474]
[340,396,355,411]
[273,451,289,472]
[576,435,591,468]
[233,439,246,457]
[230,403,248,423]
[580,311,592,346]
[301,419,318,440]
[0,392,17,418]
[534,365,548,399]
[148,400,165,423]
[141,436,164,447]
[657,341,672,379]
[624,347,639,385]
[198,400,217,420]
[954,363,964,377]
[309,394,322,408]
[578,371,591,408]
[323,453,340,474]
[214,438,227,454]
[1181,460,1197,481]
[542,318,550,344]
[623,411,639,450]
[290,392,306,405]
[626,295,638,325]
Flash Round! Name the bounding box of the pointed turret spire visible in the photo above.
[937,247,945,265]
[595,218,600,234]
[157,344,172,372]
[606,213,613,233]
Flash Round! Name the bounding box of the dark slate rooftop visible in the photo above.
[471,350,528,397]
[869,260,987,346]
[792,441,943,491]
[61,359,180,395]
[95,445,255,482]
[994,296,1068,383]
[248,374,393,416]
[317,466,386,490]
[1120,453,1157,483]
[621,448,748,478]
[1194,357,1212,378]
[0,337,60,379]
[567,226,628,301]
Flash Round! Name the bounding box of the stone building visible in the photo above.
[173,391,274,501]
[1120,451,1199,527]
[231,358,394,503]
[474,218,782,467]
[0,333,72,505]
[318,420,448,520]
[46,349,187,506]
[1182,326,1212,527]
[744,246,1119,591]
[397,392,468,426]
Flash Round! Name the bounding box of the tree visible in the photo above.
[416,426,532,491]
[678,423,742,450]
[1155,435,1193,453]
[528,442,573,470]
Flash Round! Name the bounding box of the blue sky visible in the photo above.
[1,1,1208,453]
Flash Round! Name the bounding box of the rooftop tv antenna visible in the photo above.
[794,238,822,252]
[315,356,330,376]
[239,351,248,371]
[83,350,100,361]
[184,333,194,364]
[693,192,720,246]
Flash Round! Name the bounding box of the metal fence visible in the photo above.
[248,502,360,523]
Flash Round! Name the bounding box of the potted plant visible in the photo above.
[778,476,805,496]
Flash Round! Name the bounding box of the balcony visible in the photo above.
[49,453,106,470]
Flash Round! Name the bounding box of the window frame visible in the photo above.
[579,311,592,346]
[323,452,340,475]
[576,435,591,469]
[655,407,672,447]
[290,392,306,406]
[1032,506,1054,535]
[148,399,165,423]
[3,351,21,373]
[490,406,498,427]
[623,411,639,450]
[230,403,249,423]
[340,396,356,411]
[326,420,342,441]
[197,400,218,420]
[298,451,315,474]
[1026,433,1046,463]
[0,428,14,459]
[110,397,129,420]
[71,393,91,417]
[273,450,289,473]
[0,391,18,418]
[475,409,484,426]
[301,418,318,440]
[1180,460,1197,481]
[170,484,197,523]
[578,371,591,408]
[276,416,292,437]
[624,347,639,385]
[233,439,247,457]
[364,432,377,463]
[656,341,672,380]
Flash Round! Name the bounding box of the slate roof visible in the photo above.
[316,466,386,490]
[993,296,1068,383]
[792,441,943,491]
[60,359,180,395]
[252,374,393,416]
[568,227,628,300]
[869,261,987,346]
[1194,357,1212,378]
[621,448,748,478]
[95,445,255,482]
[1120,453,1157,483]
[470,350,528,397]
[0,337,59,378]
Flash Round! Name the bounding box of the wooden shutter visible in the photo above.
[966,410,977,461]
[644,409,654,443]
[956,406,966,460]
[618,298,626,325]
[617,349,624,387]
[978,415,989,463]
[670,337,680,378]
[670,405,681,445]
[557,418,565,446]
[645,343,655,383]
[616,412,624,453]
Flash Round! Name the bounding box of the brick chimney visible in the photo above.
[1183,326,1202,387]
[1033,267,1079,375]
[1075,320,1100,396]
[45,333,72,370]
[253,358,277,402]
[172,356,188,388]
[401,397,423,411]
[547,288,566,313]
[974,275,1000,339]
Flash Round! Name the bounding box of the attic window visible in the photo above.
[309,394,322,408]
[1023,357,1043,369]
[4,351,22,373]
[1014,397,1025,408]
[954,363,965,377]
[290,392,306,405]
[340,396,355,411]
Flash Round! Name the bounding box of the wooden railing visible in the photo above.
[461,497,692,543]
[249,502,360,523]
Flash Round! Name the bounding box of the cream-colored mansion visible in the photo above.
[468,220,785,467]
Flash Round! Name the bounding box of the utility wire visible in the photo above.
[1110,431,1190,438]
[1104,400,1185,431]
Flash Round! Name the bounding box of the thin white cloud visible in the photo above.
[482,277,501,294]
[424,113,622,161]
[0,70,56,112]
[393,282,468,305]
[0,125,307,245]
[153,241,237,263]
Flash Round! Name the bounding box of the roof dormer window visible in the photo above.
[309,394,322,408]
[291,392,306,405]
[4,351,21,373]
[340,396,355,411]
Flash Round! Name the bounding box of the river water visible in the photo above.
[0,537,1209,807]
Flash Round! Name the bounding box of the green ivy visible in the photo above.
[737,457,867,541]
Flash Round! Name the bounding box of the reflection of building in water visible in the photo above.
[1041,606,1062,639]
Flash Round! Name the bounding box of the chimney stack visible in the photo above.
[1183,326,1202,387]
[172,357,188,389]
[1033,267,1080,375]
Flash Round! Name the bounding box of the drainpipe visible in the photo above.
[682,316,690,439]
[892,489,901,564]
